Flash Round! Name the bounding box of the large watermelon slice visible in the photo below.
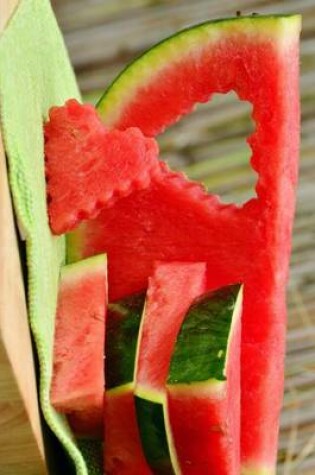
[134,262,206,473]
[45,99,159,235]
[105,293,151,474]
[167,284,242,475]
[50,254,107,437]
[68,15,301,472]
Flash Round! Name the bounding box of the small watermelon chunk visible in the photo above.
[135,262,207,473]
[50,254,107,438]
[167,284,242,475]
[45,99,160,235]
[105,293,151,474]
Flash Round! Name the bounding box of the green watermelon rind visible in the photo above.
[60,253,107,280]
[96,14,301,129]
[134,391,181,475]
[167,284,242,384]
[106,382,135,396]
[241,467,275,475]
[106,292,146,390]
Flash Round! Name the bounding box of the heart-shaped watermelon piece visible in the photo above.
[45,99,160,235]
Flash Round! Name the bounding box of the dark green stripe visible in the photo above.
[168,284,241,384]
[135,396,175,475]
[106,292,145,389]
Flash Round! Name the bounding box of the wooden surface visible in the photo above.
[51,0,315,473]
[0,2,47,474]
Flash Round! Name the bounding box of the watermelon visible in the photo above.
[45,99,160,235]
[134,262,207,473]
[50,254,107,437]
[105,293,151,474]
[167,284,242,474]
[67,15,300,471]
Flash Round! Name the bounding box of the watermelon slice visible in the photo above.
[134,262,206,473]
[50,254,107,438]
[167,284,242,475]
[104,293,151,474]
[45,99,160,235]
[68,15,301,471]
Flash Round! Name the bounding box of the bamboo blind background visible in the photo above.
[51,1,315,473]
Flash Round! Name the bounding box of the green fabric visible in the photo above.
[0,1,102,473]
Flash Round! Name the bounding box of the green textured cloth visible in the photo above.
[0,1,102,473]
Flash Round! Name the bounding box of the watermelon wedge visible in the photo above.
[45,99,159,235]
[104,293,151,474]
[50,254,107,437]
[68,14,301,472]
[167,284,242,474]
[134,262,206,473]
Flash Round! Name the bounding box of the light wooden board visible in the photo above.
[0,1,47,473]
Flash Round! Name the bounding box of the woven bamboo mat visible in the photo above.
[52,1,315,473]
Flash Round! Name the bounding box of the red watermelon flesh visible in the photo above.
[68,162,258,304]
[50,254,107,437]
[89,15,300,472]
[45,99,160,235]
